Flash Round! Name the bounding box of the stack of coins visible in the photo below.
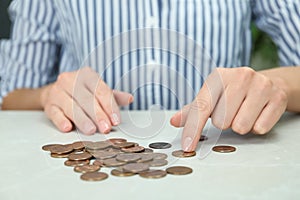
[42,136,236,181]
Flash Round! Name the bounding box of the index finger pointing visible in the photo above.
[181,71,224,152]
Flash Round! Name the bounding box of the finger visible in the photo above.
[182,70,224,152]
[44,104,73,133]
[73,83,112,134]
[231,80,271,135]
[170,105,190,127]
[252,91,287,134]
[113,90,134,106]
[54,89,97,135]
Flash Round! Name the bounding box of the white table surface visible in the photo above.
[0,111,299,200]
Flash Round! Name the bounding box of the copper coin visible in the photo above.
[49,144,73,154]
[151,153,168,160]
[68,152,92,161]
[103,158,126,167]
[123,163,150,173]
[148,159,168,167]
[116,153,142,163]
[42,144,61,152]
[107,138,127,144]
[80,172,108,181]
[113,142,137,149]
[166,166,193,175]
[121,146,145,153]
[212,145,236,153]
[93,160,104,167]
[172,150,196,158]
[199,135,208,141]
[111,168,135,177]
[149,142,172,149]
[72,141,85,150]
[74,165,100,173]
[91,151,117,160]
[50,153,70,158]
[139,170,167,179]
[64,159,90,167]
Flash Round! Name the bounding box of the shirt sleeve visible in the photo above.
[252,0,300,66]
[0,0,60,105]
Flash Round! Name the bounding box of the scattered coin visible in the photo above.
[199,135,208,141]
[151,153,168,160]
[113,142,137,149]
[85,141,111,150]
[137,153,154,163]
[111,168,135,177]
[121,146,145,153]
[123,163,150,173]
[212,145,236,153]
[68,152,92,161]
[74,165,100,173]
[166,166,193,175]
[139,170,167,179]
[116,153,141,163]
[64,159,90,167]
[92,160,104,167]
[42,144,61,152]
[91,151,117,160]
[50,153,70,158]
[144,148,154,153]
[148,159,168,167]
[107,138,127,144]
[80,172,108,181]
[149,142,172,149]
[172,150,196,158]
[72,141,85,150]
[103,158,126,167]
[49,144,73,154]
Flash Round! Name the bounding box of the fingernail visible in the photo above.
[183,136,193,152]
[83,122,96,134]
[111,113,120,125]
[63,122,71,131]
[99,120,110,133]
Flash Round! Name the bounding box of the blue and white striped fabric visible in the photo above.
[0,0,299,110]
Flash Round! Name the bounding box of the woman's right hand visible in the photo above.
[40,66,134,135]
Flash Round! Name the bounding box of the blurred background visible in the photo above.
[0,0,278,70]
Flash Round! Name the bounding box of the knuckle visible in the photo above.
[237,67,255,82]
[273,89,288,105]
[191,98,211,113]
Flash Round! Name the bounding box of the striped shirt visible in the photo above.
[0,0,300,110]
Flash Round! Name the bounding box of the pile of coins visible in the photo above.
[42,135,236,181]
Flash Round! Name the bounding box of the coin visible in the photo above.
[144,148,154,153]
[116,153,142,163]
[149,142,172,149]
[68,152,92,161]
[199,135,208,141]
[42,144,61,152]
[111,168,135,177]
[80,172,108,181]
[64,159,90,167]
[50,153,70,158]
[121,146,145,153]
[172,150,196,158]
[212,145,236,153]
[85,141,111,150]
[148,159,168,167]
[137,153,154,163]
[113,142,137,149]
[139,170,167,179]
[123,163,150,173]
[49,144,73,154]
[91,151,117,160]
[107,138,127,144]
[103,158,126,167]
[72,141,85,150]
[92,160,104,167]
[151,153,168,160]
[166,166,193,175]
[74,165,100,173]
